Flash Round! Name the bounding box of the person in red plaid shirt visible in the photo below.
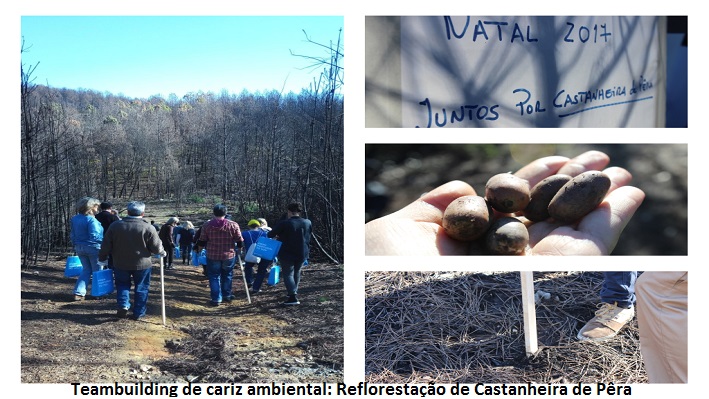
[194,204,244,306]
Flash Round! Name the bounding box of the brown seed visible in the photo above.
[524,174,573,222]
[442,195,493,241]
[485,173,531,213]
[548,171,611,223]
[485,217,529,255]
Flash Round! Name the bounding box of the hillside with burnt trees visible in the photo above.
[20,36,344,266]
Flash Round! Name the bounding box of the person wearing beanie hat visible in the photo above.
[248,219,261,227]
[195,204,244,306]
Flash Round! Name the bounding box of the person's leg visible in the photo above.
[600,272,637,308]
[206,258,223,304]
[252,260,271,292]
[578,272,637,341]
[73,252,92,298]
[132,268,152,319]
[280,258,300,305]
[292,261,304,295]
[280,258,296,296]
[113,268,132,317]
[180,245,186,264]
[244,263,255,287]
[166,247,174,268]
[73,245,100,298]
[636,272,688,383]
[221,259,235,300]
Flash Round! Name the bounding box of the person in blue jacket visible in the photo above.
[242,219,270,294]
[69,196,103,301]
[268,202,312,306]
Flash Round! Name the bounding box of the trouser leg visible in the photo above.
[636,271,688,383]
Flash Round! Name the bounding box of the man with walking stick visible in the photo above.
[194,204,245,306]
[98,201,165,320]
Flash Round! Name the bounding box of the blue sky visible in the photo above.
[21,16,344,99]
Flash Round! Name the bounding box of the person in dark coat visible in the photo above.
[178,221,195,265]
[94,201,120,268]
[158,217,179,270]
[98,201,165,320]
[268,202,312,306]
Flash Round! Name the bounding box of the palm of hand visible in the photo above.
[365,151,645,256]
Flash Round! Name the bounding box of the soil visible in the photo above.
[21,257,344,384]
[365,271,647,384]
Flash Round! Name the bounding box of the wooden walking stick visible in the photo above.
[160,254,166,326]
[520,271,538,356]
[237,253,251,304]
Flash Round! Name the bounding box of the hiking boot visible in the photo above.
[283,295,300,306]
[116,308,129,318]
[74,295,85,301]
[223,295,235,303]
[577,302,634,341]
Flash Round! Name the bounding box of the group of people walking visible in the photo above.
[193,202,312,307]
[68,196,312,320]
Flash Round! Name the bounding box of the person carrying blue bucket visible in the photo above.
[268,202,312,306]
[69,196,103,301]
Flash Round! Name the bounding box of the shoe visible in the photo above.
[251,289,261,294]
[223,295,235,303]
[166,264,175,270]
[209,301,221,307]
[577,302,634,341]
[116,308,129,318]
[74,295,85,301]
[283,295,300,306]
[131,314,144,321]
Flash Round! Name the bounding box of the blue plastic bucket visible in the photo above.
[174,247,181,259]
[191,250,200,266]
[64,256,83,278]
[267,265,280,286]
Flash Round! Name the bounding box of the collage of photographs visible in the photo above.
[10,3,698,398]
[362,14,689,392]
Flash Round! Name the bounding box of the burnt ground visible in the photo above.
[365,143,688,255]
[365,271,647,383]
[21,257,344,384]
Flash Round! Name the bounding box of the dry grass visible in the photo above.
[365,271,646,384]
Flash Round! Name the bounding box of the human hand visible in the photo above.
[97,260,109,269]
[364,151,645,256]
[159,250,167,257]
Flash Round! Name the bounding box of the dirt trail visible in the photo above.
[21,258,344,383]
